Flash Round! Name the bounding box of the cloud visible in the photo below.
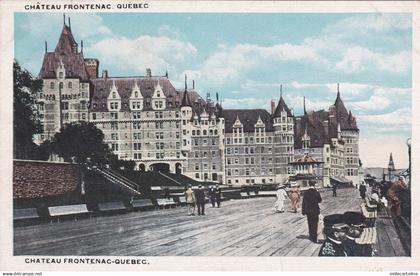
[357,107,411,130]
[324,14,411,35]
[289,81,321,89]
[335,47,410,74]
[221,97,271,110]
[88,35,197,75]
[197,43,326,84]
[359,135,409,168]
[20,13,112,39]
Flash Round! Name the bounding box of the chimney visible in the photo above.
[271,100,276,115]
[102,70,108,79]
[323,120,329,136]
[146,68,152,77]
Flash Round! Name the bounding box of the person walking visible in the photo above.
[195,185,206,215]
[208,185,216,208]
[215,184,222,208]
[359,182,367,200]
[290,184,301,213]
[185,184,196,216]
[332,182,337,197]
[302,181,322,243]
[274,185,288,213]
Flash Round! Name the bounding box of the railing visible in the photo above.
[94,167,141,195]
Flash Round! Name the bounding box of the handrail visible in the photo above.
[158,171,182,186]
[94,167,140,195]
[102,168,140,190]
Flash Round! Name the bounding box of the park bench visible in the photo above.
[257,191,277,197]
[156,198,177,209]
[48,204,91,222]
[360,203,377,227]
[14,208,39,221]
[131,199,154,210]
[240,192,250,199]
[178,197,187,205]
[248,191,257,198]
[355,227,377,245]
[97,201,127,213]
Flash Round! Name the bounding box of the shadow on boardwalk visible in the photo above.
[14,187,406,256]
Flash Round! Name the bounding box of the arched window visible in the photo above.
[135,91,138,98]
[203,130,207,136]
[50,82,54,89]
[59,82,63,89]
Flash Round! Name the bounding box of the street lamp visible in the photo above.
[406,138,411,188]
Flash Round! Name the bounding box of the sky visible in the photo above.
[14,13,412,168]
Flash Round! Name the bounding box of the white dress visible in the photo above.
[274,189,288,212]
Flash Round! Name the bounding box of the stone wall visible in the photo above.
[13,160,80,199]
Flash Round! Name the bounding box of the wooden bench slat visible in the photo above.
[98,202,126,212]
[156,198,176,206]
[132,199,154,208]
[48,204,90,217]
[14,208,39,220]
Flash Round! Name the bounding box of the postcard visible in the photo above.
[0,0,419,272]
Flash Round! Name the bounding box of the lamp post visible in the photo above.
[406,138,411,188]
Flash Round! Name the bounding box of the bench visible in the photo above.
[249,191,257,198]
[131,199,154,210]
[240,192,249,199]
[355,227,377,245]
[178,197,187,205]
[14,208,39,221]
[360,203,377,219]
[156,198,177,208]
[97,201,127,213]
[48,204,91,221]
[365,198,378,210]
[257,191,277,197]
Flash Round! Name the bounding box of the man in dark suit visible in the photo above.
[319,214,349,256]
[215,184,222,208]
[208,185,216,207]
[302,181,322,243]
[195,185,206,215]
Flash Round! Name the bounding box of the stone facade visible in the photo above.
[34,19,360,187]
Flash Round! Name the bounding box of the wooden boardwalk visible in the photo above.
[13,187,402,256]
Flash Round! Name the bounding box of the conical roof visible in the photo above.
[273,96,293,117]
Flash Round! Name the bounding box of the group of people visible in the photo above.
[360,176,409,218]
[318,212,374,256]
[184,184,222,216]
[274,184,301,213]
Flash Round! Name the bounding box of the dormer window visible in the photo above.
[112,92,116,99]
[135,91,138,98]
[59,72,63,79]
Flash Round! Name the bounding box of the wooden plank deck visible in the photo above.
[13,187,406,256]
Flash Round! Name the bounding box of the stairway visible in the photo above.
[93,167,141,196]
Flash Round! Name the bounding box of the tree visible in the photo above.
[13,61,42,159]
[51,121,111,164]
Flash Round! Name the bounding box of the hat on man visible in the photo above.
[343,211,365,227]
[323,214,349,236]
[324,214,346,229]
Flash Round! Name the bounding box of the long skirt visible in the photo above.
[291,194,300,210]
[274,199,285,212]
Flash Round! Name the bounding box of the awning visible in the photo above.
[330,176,352,184]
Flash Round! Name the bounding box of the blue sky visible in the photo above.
[14,13,412,168]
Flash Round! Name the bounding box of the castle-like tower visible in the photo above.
[34,18,360,187]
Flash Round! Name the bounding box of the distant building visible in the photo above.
[293,86,359,187]
[33,17,360,187]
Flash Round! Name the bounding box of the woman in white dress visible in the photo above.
[274,185,288,213]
